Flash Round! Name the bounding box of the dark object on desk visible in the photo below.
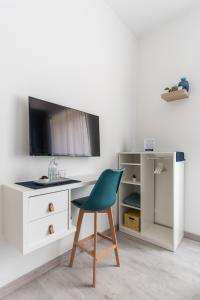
[123,192,140,208]
[15,179,81,190]
[41,175,48,179]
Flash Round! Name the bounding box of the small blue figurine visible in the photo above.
[178,78,189,92]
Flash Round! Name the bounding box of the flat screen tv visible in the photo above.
[29,97,100,157]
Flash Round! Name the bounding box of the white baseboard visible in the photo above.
[0,251,71,299]
[184,231,200,242]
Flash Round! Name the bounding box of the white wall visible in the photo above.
[0,0,137,287]
[137,8,200,235]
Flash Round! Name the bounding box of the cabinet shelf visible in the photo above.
[120,203,141,210]
[120,225,141,236]
[120,163,141,166]
[121,180,141,186]
[161,89,189,102]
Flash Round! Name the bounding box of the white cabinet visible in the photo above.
[3,176,96,255]
[119,152,185,251]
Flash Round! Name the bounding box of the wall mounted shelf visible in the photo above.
[161,89,189,102]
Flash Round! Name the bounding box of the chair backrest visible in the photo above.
[82,169,124,211]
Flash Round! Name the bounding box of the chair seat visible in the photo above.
[72,197,89,208]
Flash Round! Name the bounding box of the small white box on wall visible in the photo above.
[144,138,156,151]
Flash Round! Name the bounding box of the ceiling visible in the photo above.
[105,0,199,37]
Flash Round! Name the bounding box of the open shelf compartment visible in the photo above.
[121,162,141,185]
[119,206,141,234]
[140,153,174,249]
[119,153,141,164]
[119,182,141,210]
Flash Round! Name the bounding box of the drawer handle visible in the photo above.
[48,225,55,235]
[48,202,54,212]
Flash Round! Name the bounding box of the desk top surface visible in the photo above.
[3,174,97,196]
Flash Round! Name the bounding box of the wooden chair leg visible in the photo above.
[93,212,97,288]
[69,209,84,267]
[107,208,120,267]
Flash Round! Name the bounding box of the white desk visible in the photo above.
[3,175,97,255]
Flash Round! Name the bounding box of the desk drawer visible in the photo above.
[29,211,68,246]
[29,190,68,221]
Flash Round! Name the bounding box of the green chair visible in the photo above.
[69,169,124,288]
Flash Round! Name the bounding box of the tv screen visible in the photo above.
[29,97,100,157]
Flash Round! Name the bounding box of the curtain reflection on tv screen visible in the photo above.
[29,97,100,157]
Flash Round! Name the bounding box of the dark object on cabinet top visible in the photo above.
[123,193,140,208]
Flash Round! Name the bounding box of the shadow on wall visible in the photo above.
[14,97,30,157]
[121,134,134,153]
[0,188,2,236]
[1,96,29,236]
